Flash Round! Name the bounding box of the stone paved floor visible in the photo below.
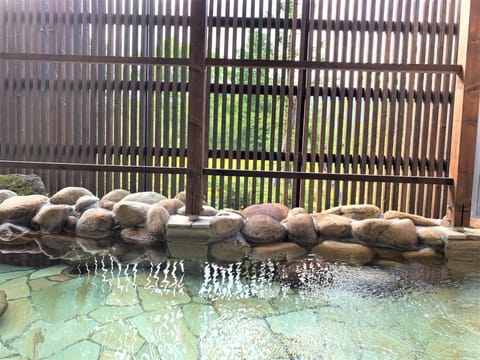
[0,261,479,360]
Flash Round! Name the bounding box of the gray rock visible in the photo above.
[0,290,7,318]
[286,214,318,250]
[75,208,114,239]
[146,204,170,236]
[324,204,381,220]
[0,173,47,195]
[0,194,49,224]
[32,204,73,233]
[311,241,374,265]
[241,214,286,244]
[211,210,244,236]
[122,191,166,205]
[0,222,36,246]
[242,203,289,222]
[74,195,99,213]
[0,189,17,204]
[352,218,418,250]
[50,187,94,205]
[113,200,151,227]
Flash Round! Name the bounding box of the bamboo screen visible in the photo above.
[0,0,461,217]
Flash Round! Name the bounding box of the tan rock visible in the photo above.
[75,208,114,239]
[146,204,170,236]
[311,241,373,265]
[98,199,116,210]
[402,248,444,265]
[113,201,151,227]
[241,214,286,244]
[32,204,73,233]
[122,191,166,205]
[313,213,352,238]
[445,241,480,262]
[50,187,94,205]
[101,189,130,203]
[288,207,306,217]
[158,198,185,215]
[74,195,99,213]
[324,204,381,220]
[0,194,48,223]
[242,203,289,222]
[352,218,418,250]
[120,227,156,246]
[250,242,308,262]
[384,210,439,226]
[286,214,318,250]
[416,227,445,247]
[209,233,251,263]
[211,210,244,236]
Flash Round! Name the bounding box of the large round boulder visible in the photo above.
[75,208,114,239]
[286,214,318,250]
[0,194,48,224]
[74,195,99,213]
[313,213,352,238]
[113,201,151,227]
[250,242,308,262]
[241,214,286,244]
[50,187,94,205]
[324,204,381,220]
[121,191,166,205]
[146,204,170,236]
[211,210,244,236]
[99,189,130,210]
[32,204,73,233]
[242,203,289,222]
[352,218,418,250]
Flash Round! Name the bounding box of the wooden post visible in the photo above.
[449,0,480,226]
[186,0,207,215]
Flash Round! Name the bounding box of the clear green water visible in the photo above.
[0,259,479,360]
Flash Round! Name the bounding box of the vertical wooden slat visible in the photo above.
[186,0,207,215]
[113,0,123,189]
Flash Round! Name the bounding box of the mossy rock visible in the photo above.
[0,174,47,196]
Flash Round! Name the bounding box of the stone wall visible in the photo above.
[0,187,479,267]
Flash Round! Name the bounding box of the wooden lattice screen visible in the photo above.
[0,0,463,218]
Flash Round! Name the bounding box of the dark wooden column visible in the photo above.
[186,0,207,215]
[449,0,480,226]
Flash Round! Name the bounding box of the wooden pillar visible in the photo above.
[449,0,480,226]
[186,0,207,215]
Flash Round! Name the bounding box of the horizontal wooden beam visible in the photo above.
[0,53,462,75]
[203,168,454,185]
[0,160,187,174]
[0,53,189,66]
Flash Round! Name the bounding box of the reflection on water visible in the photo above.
[0,259,479,359]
